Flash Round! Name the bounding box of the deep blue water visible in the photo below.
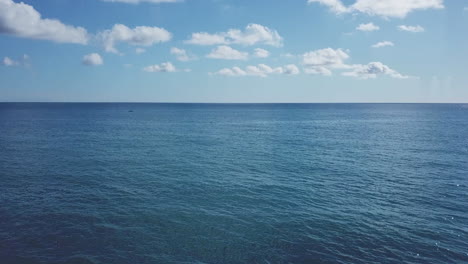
[0,103,467,264]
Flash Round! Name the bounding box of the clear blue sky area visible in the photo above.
[1,0,467,102]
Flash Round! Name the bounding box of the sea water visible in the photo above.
[1,103,467,263]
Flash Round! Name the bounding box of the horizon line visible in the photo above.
[1,102,467,104]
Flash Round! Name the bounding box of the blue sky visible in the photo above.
[0,0,467,102]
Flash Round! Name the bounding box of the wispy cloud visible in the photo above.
[398,25,425,33]
[2,54,30,67]
[372,41,394,48]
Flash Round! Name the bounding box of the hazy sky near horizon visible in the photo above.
[0,0,467,102]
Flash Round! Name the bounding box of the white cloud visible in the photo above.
[356,22,379,32]
[97,24,171,53]
[142,62,189,73]
[215,67,247,77]
[135,48,146,54]
[253,48,270,58]
[186,23,283,47]
[302,48,410,79]
[304,67,333,76]
[302,48,350,75]
[398,25,425,32]
[82,53,103,66]
[213,64,299,77]
[0,0,88,44]
[101,0,180,3]
[308,0,444,18]
[170,47,196,61]
[308,0,348,13]
[372,41,394,48]
[342,62,409,79]
[185,32,226,46]
[206,45,248,60]
[3,57,18,66]
[2,54,30,67]
[283,64,300,75]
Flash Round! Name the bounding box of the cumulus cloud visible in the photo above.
[342,62,409,79]
[308,0,444,18]
[302,48,409,79]
[143,62,176,72]
[185,32,225,46]
[82,53,103,66]
[212,64,300,77]
[372,41,394,48]
[97,24,171,53]
[283,64,300,75]
[143,62,190,73]
[170,47,196,61]
[253,48,270,58]
[206,45,248,60]
[309,0,348,13]
[0,0,88,44]
[101,0,180,3]
[398,25,425,32]
[186,23,283,47]
[356,22,379,32]
[302,48,350,76]
[2,54,30,67]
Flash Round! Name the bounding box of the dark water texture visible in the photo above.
[1,103,467,264]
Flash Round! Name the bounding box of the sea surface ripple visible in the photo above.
[1,103,467,264]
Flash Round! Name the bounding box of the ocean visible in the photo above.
[0,103,467,264]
